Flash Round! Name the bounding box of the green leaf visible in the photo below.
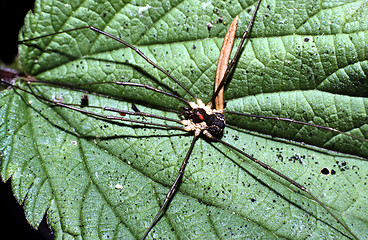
[1,0,368,239]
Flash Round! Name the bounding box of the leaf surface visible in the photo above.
[1,0,368,239]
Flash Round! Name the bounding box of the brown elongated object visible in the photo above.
[214,16,238,111]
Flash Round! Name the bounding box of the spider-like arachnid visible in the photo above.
[1,0,367,239]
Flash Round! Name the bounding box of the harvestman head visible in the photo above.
[2,0,366,239]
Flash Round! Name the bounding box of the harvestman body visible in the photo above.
[3,0,366,239]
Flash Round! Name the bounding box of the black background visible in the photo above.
[1,0,52,239]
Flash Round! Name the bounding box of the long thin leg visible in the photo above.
[19,27,197,101]
[6,76,190,124]
[98,106,182,124]
[41,101,183,125]
[142,135,199,240]
[225,111,368,143]
[3,79,185,131]
[24,79,186,125]
[208,135,358,240]
[25,80,190,105]
[211,0,262,103]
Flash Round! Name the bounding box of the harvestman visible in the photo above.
[2,0,366,239]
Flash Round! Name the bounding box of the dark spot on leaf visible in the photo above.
[80,94,89,107]
[320,167,330,175]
